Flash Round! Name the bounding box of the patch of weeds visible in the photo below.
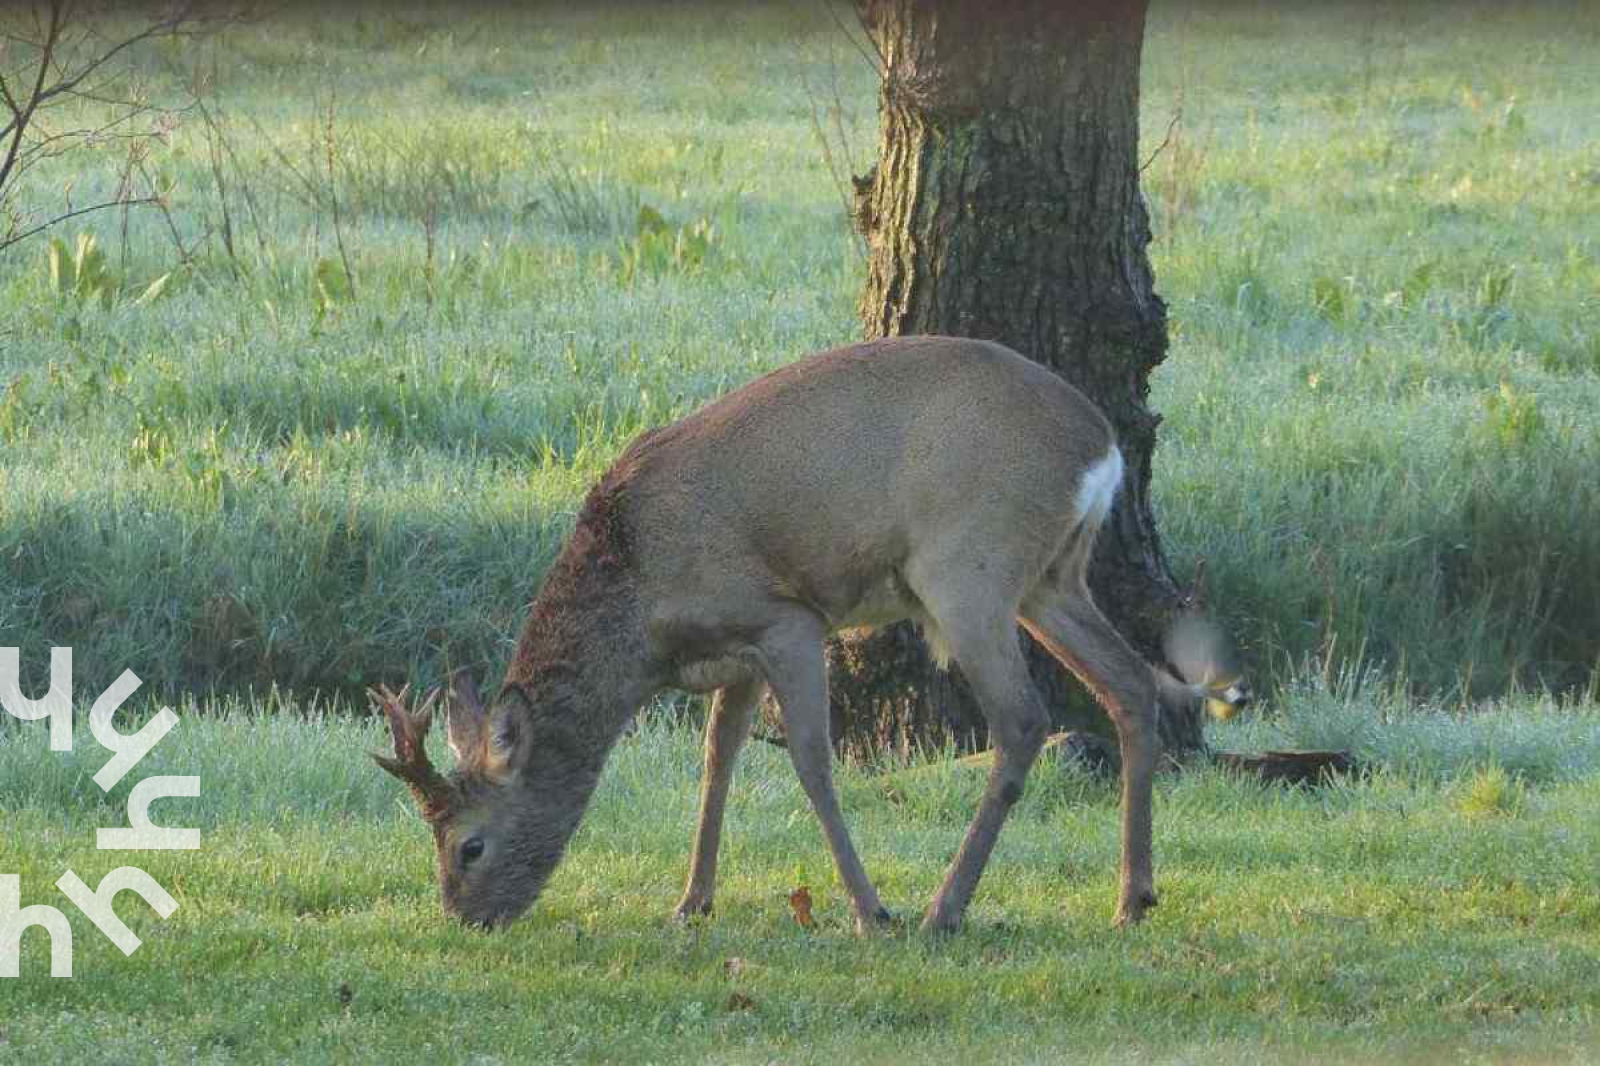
[0,343,134,442]
[128,414,253,512]
[1311,275,1348,322]
[615,205,719,286]
[523,129,641,237]
[45,232,173,310]
[0,374,40,444]
[1454,765,1527,818]
[312,256,355,327]
[1444,263,1518,345]
[335,123,515,220]
[1480,381,1544,450]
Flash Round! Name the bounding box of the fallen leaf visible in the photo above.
[788,886,814,929]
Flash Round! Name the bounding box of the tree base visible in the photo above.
[808,622,1107,761]
[817,612,1207,762]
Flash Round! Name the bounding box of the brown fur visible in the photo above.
[375,336,1193,932]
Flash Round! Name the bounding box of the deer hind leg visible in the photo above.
[675,677,765,921]
[1019,582,1161,927]
[913,575,1051,934]
[760,610,890,935]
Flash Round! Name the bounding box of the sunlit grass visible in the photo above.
[2,2,1597,703]
[2,4,1599,1057]
[2,702,1598,1063]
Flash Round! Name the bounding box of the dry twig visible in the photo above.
[0,0,226,254]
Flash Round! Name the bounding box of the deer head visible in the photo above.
[371,672,595,929]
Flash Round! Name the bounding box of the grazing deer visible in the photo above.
[372,335,1222,934]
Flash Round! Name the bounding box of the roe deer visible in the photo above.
[372,335,1226,934]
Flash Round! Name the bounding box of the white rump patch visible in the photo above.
[1074,446,1124,528]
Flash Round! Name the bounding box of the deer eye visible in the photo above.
[460,837,485,867]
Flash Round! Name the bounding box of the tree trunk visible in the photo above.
[822,0,1204,759]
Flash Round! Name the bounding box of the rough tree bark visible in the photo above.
[821,0,1204,758]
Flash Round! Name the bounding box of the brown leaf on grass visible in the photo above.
[788,886,815,928]
[725,992,757,1012]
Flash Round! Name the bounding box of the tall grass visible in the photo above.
[0,1,1596,706]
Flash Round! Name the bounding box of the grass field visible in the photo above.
[2,698,1599,1064]
[0,1,1595,703]
[3,1,1600,1062]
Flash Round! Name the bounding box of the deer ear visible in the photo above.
[445,671,488,766]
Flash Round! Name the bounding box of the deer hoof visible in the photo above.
[852,905,895,936]
[1114,887,1159,928]
[673,897,713,923]
[918,902,964,936]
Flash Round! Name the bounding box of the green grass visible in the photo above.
[3,5,1600,1058]
[0,2,1596,703]
[2,700,1599,1064]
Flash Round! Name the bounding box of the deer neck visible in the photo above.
[499,518,656,778]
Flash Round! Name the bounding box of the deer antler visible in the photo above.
[369,683,455,820]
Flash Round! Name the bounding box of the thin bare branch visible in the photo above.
[800,58,864,260]
[22,2,200,116]
[0,193,156,253]
[321,87,356,300]
[0,0,224,251]
[197,81,267,254]
[0,0,65,194]
[819,0,882,77]
[1139,107,1182,174]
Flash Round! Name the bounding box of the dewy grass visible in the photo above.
[4,4,1596,706]
[3,6,1597,1061]
[1,701,1598,1063]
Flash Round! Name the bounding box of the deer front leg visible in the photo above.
[762,614,891,935]
[675,678,764,921]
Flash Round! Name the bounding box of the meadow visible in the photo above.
[0,1,1595,702]
[2,1,1599,1061]
[2,697,1598,1063]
